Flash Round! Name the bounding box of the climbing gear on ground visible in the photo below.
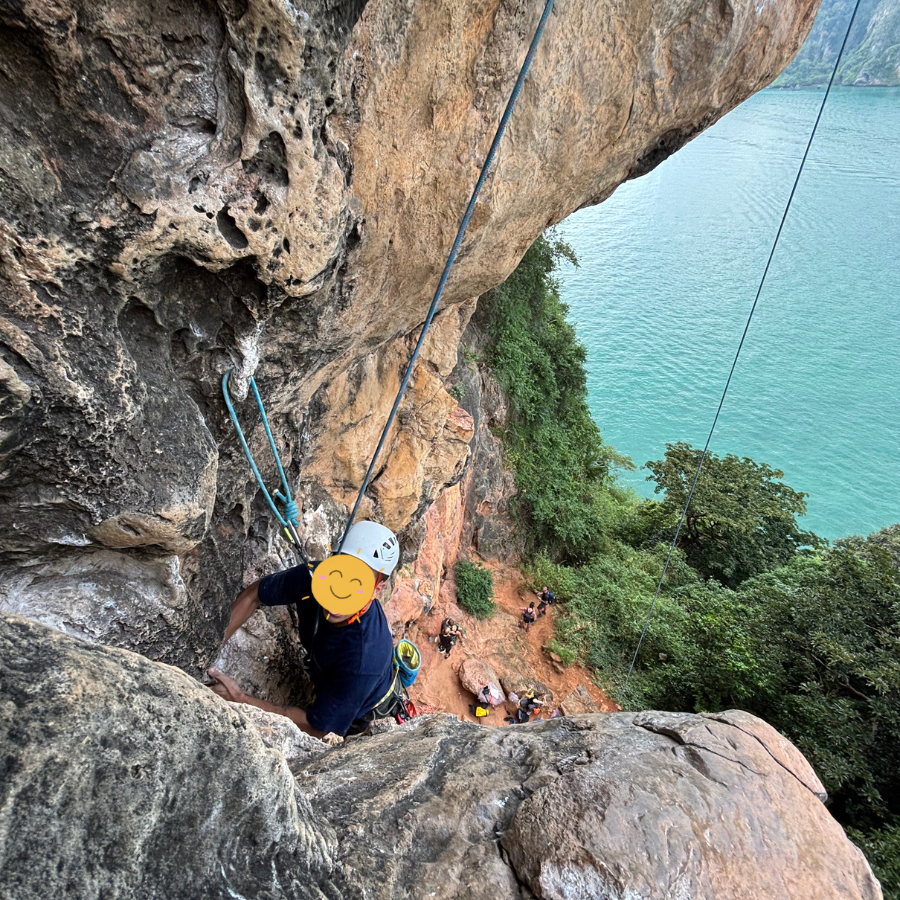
[222,371,309,565]
[337,0,557,553]
[394,639,421,687]
[620,0,865,702]
[341,521,400,576]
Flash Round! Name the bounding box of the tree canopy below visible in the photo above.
[480,231,900,897]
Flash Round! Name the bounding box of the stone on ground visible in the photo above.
[458,657,501,695]
[560,684,601,716]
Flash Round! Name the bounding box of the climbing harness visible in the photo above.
[620,0,865,701]
[221,371,310,565]
[336,0,557,554]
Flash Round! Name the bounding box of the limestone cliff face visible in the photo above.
[0,0,819,675]
[0,613,883,900]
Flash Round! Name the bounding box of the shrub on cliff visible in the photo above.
[478,233,631,562]
[455,560,496,619]
[545,526,900,897]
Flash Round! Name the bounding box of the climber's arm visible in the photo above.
[206,668,328,739]
[222,579,262,645]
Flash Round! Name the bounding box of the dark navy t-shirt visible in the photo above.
[258,564,395,736]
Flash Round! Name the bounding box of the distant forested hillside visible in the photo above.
[775,0,900,86]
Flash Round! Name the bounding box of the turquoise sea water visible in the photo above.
[556,88,900,541]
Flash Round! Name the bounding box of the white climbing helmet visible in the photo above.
[340,520,400,577]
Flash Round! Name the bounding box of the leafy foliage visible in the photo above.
[485,232,900,893]
[454,560,496,619]
[849,821,900,900]
[478,233,631,562]
[541,526,900,894]
[645,442,819,588]
[740,531,900,825]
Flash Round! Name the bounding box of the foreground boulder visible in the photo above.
[0,614,338,900]
[0,613,882,899]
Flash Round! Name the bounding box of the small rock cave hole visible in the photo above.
[216,207,249,250]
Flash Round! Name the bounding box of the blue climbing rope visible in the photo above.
[619,0,865,702]
[222,371,309,564]
[338,0,557,553]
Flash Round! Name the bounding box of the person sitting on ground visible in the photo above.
[207,521,401,739]
[536,586,556,618]
[521,602,536,632]
[438,617,461,658]
[519,690,543,717]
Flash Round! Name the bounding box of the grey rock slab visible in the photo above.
[559,684,600,716]
[299,711,881,900]
[504,712,882,900]
[0,612,340,900]
[0,613,881,900]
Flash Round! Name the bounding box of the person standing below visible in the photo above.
[521,601,536,632]
[536,586,556,618]
[438,617,462,658]
[207,521,401,739]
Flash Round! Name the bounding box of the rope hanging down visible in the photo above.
[337,0,557,554]
[222,371,310,565]
[619,0,864,701]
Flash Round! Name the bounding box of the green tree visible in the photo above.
[645,442,819,587]
[478,233,632,562]
[744,531,900,825]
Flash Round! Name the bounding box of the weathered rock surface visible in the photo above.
[491,649,554,701]
[459,656,502,695]
[234,702,325,763]
[559,683,600,715]
[302,710,882,900]
[0,613,337,900]
[1,613,882,900]
[0,0,820,670]
[502,710,881,900]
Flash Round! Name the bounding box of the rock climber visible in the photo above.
[536,586,556,618]
[207,520,402,739]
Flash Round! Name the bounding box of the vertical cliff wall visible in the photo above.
[0,0,819,673]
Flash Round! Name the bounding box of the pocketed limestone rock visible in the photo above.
[0,0,820,670]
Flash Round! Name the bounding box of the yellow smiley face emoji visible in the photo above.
[311,554,376,615]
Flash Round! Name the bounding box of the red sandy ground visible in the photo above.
[403,559,619,726]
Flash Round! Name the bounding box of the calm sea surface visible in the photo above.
[556,88,899,541]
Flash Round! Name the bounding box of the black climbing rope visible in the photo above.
[620,0,865,702]
[337,0,557,553]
